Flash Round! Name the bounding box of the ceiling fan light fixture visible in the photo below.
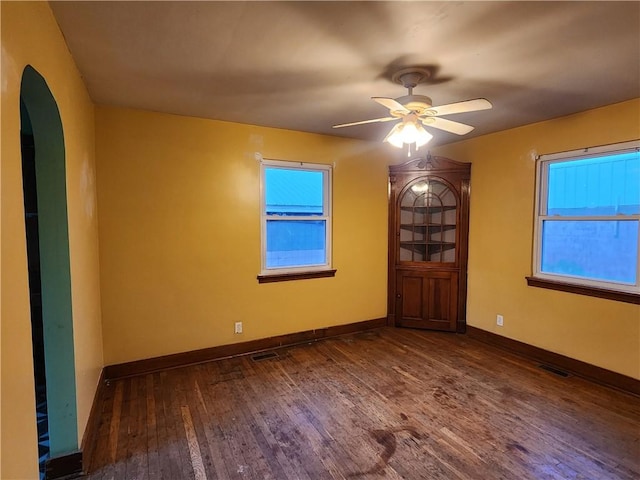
[384,123,405,148]
[385,115,433,149]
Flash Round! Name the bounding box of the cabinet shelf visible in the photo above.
[399,241,456,256]
[400,205,456,213]
[400,240,456,245]
[400,223,456,232]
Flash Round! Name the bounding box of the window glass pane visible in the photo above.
[541,220,638,284]
[547,151,640,216]
[265,168,324,215]
[266,220,326,268]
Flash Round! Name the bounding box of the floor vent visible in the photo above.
[251,351,279,362]
[539,364,570,378]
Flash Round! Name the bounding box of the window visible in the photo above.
[529,140,640,303]
[258,159,334,283]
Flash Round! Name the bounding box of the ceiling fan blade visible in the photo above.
[427,98,492,116]
[332,116,397,129]
[372,97,410,114]
[422,116,475,135]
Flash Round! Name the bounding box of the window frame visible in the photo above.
[529,140,640,303]
[258,158,335,283]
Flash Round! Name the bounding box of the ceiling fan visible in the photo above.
[333,67,492,149]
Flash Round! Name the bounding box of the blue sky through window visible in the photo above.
[541,220,638,284]
[265,168,323,215]
[541,150,639,285]
[263,165,328,270]
[547,151,640,216]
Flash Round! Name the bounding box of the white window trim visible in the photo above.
[532,140,640,295]
[259,158,333,277]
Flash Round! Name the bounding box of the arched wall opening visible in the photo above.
[20,65,78,473]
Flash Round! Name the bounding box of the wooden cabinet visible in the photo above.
[388,155,470,332]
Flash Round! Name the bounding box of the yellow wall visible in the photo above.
[433,99,640,380]
[1,2,104,478]
[95,106,391,365]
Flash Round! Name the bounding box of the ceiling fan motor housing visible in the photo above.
[391,68,436,115]
[394,95,434,115]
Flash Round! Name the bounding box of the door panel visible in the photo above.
[400,275,423,319]
[396,270,458,331]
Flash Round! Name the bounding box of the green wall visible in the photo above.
[21,65,78,456]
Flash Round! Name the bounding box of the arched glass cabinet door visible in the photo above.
[398,178,457,263]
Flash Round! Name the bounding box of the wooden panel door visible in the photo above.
[395,270,458,331]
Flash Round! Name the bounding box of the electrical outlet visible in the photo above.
[496,314,504,327]
[234,321,243,334]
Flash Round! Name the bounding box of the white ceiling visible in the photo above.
[50,1,640,147]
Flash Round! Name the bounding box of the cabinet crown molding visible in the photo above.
[390,155,471,174]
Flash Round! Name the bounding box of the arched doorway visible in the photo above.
[20,65,78,477]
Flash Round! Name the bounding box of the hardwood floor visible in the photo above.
[86,327,640,480]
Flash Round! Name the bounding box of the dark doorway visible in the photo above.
[20,64,79,478]
[20,99,50,479]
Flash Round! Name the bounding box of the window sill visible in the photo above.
[525,276,639,305]
[258,269,337,284]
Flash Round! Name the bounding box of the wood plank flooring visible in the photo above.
[85,327,640,479]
